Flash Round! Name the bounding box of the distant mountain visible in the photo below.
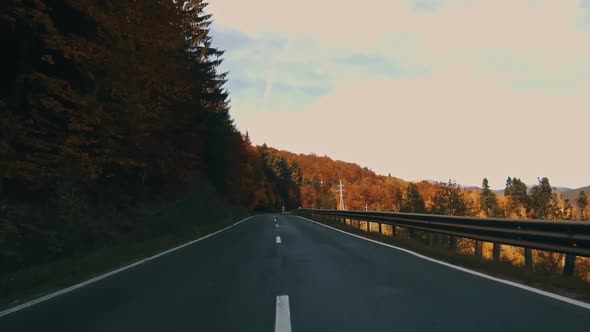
[493,189,505,196]
[561,186,590,203]
[554,187,574,193]
[423,181,575,196]
[422,179,479,191]
[493,186,582,197]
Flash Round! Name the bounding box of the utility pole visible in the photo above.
[365,202,368,211]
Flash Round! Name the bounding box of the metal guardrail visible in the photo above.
[293,208,590,276]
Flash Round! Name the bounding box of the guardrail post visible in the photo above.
[435,234,443,245]
[563,254,576,278]
[524,248,534,271]
[475,241,483,257]
[493,243,501,262]
[449,236,457,250]
[300,210,590,269]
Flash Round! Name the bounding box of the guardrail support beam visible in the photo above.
[449,236,457,250]
[493,243,501,262]
[563,254,576,278]
[475,241,483,257]
[525,248,534,271]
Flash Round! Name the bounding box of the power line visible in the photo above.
[337,179,345,210]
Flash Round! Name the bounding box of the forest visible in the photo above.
[267,148,589,221]
[0,1,300,277]
[1,0,588,295]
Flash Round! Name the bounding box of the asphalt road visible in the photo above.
[1,214,589,331]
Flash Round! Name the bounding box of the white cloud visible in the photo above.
[210,0,590,188]
[240,71,589,188]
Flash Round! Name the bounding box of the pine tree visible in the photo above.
[529,177,553,219]
[480,178,500,217]
[504,177,529,218]
[400,182,426,213]
[577,190,588,221]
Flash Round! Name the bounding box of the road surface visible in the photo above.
[1,214,589,331]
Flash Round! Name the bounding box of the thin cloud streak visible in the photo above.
[209,0,590,188]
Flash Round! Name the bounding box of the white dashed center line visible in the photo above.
[275,295,292,332]
[276,236,282,244]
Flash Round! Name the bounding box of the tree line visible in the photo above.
[270,149,588,221]
[0,1,300,274]
[400,177,587,221]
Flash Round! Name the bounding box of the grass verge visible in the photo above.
[0,217,245,310]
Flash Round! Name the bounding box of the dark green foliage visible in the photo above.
[504,177,530,217]
[400,182,426,213]
[0,0,298,275]
[257,144,302,210]
[480,178,500,217]
[578,191,588,220]
[529,177,553,220]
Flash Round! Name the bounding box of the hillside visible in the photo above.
[494,186,574,197]
[264,148,440,211]
[562,186,590,204]
[262,148,590,222]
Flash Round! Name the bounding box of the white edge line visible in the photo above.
[296,215,590,311]
[276,236,282,244]
[0,216,255,318]
[275,295,292,332]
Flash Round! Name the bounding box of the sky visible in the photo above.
[208,0,590,189]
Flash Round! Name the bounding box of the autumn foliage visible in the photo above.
[0,0,586,281]
[0,1,299,274]
[268,149,587,222]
